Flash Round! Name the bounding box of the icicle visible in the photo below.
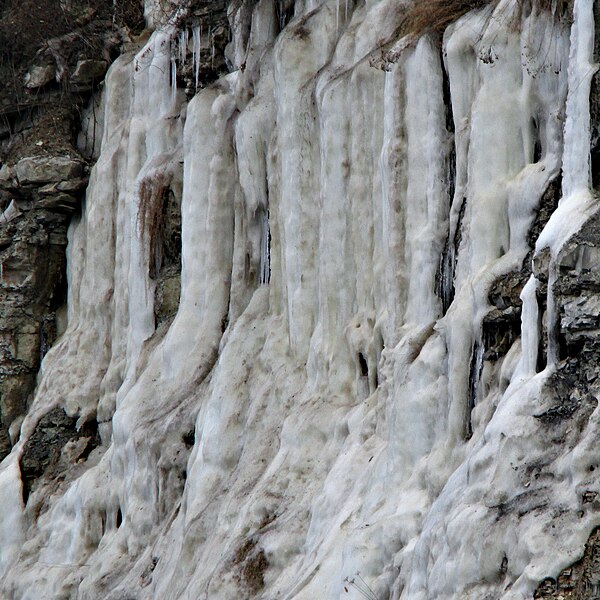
[519,275,539,376]
[192,25,201,90]
[345,0,348,21]
[170,56,177,105]
[336,0,339,33]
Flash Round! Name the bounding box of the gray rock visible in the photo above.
[19,407,100,503]
[562,296,600,332]
[533,246,551,283]
[23,65,55,89]
[0,164,15,181]
[37,193,79,212]
[0,164,16,189]
[155,272,181,325]
[70,59,108,90]
[38,178,88,195]
[15,156,83,185]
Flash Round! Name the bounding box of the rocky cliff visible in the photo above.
[0,0,599,598]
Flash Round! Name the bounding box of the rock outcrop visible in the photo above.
[0,0,143,462]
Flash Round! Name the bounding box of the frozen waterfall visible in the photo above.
[1,0,599,599]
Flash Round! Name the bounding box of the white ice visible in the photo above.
[0,1,597,599]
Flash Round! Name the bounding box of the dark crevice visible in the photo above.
[466,341,483,440]
[275,0,295,31]
[182,429,195,448]
[435,49,457,316]
[437,196,466,315]
[558,332,585,361]
[150,183,182,327]
[531,117,542,163]
[482,310,520,362]
[116,507,123,528]
[358,352,369,377]
[441,47,455,135]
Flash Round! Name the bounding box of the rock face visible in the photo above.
[0,136,88,464]
[2,1,600,599]
[70,59,109,91]
[0,208,70,462]
[0,0,144,468]
[19,407,100,503]
[14,156,83,185]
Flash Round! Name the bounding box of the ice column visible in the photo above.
[562,0,596,197]
[171,55,177,105]
[519,275,539,376]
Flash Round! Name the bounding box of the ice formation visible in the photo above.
[1,0,600,598]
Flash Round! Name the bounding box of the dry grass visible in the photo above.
[0,0,144,122]
[400,0,572,38]
[0,0,144,67]
[401,0,495,37]
[1,104,78,165]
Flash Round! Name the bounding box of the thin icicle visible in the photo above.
[192,25,201,90]
[170,56,177,105]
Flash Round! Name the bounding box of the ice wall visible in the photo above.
[0,0,599,598]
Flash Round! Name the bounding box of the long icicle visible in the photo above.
[193,25,201,90]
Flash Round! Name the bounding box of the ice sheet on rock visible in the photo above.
[0,1,598,599]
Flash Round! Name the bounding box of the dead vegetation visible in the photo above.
[400,0,572,38]
[0,0,144,110]
[232,537,269,595]
[138,172,174,279]
[401,0,495,37]
[371,0,574,70]
[0,0,145,166]
[2,105,78,165]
